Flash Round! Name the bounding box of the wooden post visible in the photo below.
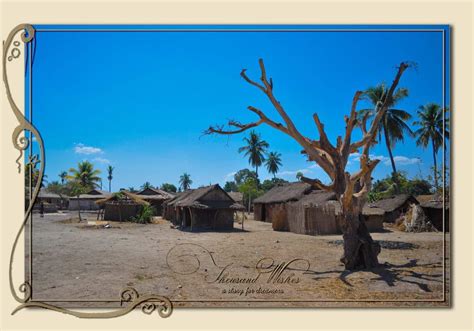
[242,211,244,231]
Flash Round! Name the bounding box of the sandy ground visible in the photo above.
[27,211,449,308]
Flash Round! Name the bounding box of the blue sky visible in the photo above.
[29,26,450,191]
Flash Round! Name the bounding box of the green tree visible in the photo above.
[106,165,114,192]
[238,130,269,178]
[359,84,414,178]
[67,161,101,191]
[223,181,238,192]
[67,161,101,222]
[160,183,177,193]
[238,177,263,212]
[265,151,282,178]
[261,177,288,192]
[234,169,258,186]
[179,173,192,191]
[140,181,153,190]
[128,186,137,193]
[59,171,68,185]
[295,171,304,181]
[413,103,449,190]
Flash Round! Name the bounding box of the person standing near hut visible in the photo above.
[39,201,44,218]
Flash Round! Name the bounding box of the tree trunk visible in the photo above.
[383,124,397,175]
[109,180,111,192]
[77,195,83,222]
[340,202,380,270]
[432,139,438,190]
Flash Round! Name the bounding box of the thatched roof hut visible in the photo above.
[136,187,175,216]
[253,182,312,227]
[416,194,449,231]
[96,191,149,222]
[227,191,244,204]
[287,191,386,235]
[368,194,418,223]
[165,184,244,230]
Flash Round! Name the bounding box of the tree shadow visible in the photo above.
[339,259,443,292]
[290,259,443,293]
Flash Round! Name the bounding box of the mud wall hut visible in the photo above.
[253,182,312,231]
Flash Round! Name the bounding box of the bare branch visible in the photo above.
[240,69,266,93]
[350,62,410,151]
[300,176,334,191]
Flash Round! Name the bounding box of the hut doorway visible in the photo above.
[184,208,192,227]
[261,205,266,222]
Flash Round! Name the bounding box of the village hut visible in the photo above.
[69,189,111,211]
[417,194,449,231]
[253,182,312,231]
[29,188,68,212]
[136,187,175,216]
[227,191,244,204]
[95,191,150,222]
[287,191,386,236]
[286,191,338,235]
[162,190,194,223]
[170,184,245,231]
[368,194,419,223]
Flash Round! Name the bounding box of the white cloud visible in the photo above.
[93,157,110,164]
[392,156,422,165]
[308,163,321,169]
[277,168,311,177]
[74,143,103,155]
[224,171,237,181]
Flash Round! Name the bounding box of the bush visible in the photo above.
[132,205,155,224]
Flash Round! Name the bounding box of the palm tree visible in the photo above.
[67,161,101,189]
[179,173,192,191]
[238,130,269,178]
[265,151,282,178]
[413,103,449,189]
[59,171,67,185]
[67,161,101,221]
[106,165,114,192]
[359,84,414,176]
[141,181,153,190]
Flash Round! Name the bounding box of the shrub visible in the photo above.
[132,205,155,224]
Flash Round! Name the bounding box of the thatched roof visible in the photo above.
[70,189,111,200]
[291,190,336,207]
[166,190,195,207]
[38,188,64,199]
[136,187,175,201]
[368,194,418,212]
[227,191,244,203]
[172,184,243,210]
[292,193,384,216]
[417,194,446,209]
[95,191,150,206]
[254,182,312,204]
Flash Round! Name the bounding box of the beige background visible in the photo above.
[0,0,472,330]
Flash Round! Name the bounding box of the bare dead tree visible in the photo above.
[205,59,410,270]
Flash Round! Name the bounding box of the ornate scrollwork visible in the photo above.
[3,24,172,318]
[12,288,173,318]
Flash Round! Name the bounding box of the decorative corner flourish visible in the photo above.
[3,24,173,318]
